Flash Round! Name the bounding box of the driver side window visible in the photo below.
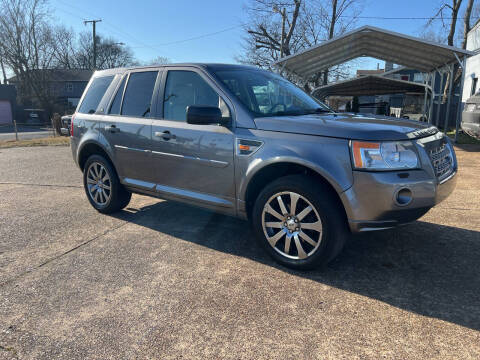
[163,70,230,121]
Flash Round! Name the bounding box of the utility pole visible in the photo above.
[84,19,102,69]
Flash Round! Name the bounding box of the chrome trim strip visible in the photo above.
[151,150,229,168]
[155,184,233,207]
[439,170,456,185]
[123,178,156,190]
[114,145,150,153]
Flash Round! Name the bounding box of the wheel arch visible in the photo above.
[77,141,115,172]
[243,160,347,220]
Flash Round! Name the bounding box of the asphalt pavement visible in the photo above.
[0,145,479,359]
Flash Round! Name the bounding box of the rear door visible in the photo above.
[150,68,236,210]
[101,70,160,188]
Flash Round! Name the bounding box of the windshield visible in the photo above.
[213,69,332,117]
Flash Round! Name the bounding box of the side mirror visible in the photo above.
[186,105,227,125]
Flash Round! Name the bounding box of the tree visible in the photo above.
[0,0,57,112]
[142,56,171,66]
[462,0,475,49]
[239,0,362,92]
[0,0,138,116]
[240,0,303,69]
[424,0,477,103]
[73,32,136,70]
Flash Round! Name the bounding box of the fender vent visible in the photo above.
[236,139,263,156]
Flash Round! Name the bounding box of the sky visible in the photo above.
[50,0,471,70]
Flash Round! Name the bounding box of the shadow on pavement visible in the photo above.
[112,200,480,331]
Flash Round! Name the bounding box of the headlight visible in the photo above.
[351,141,419,170]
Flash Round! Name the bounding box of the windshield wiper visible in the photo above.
[305,108,332,114]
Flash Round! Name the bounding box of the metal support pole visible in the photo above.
[455,56,467,143]
[13,119,18,141]
[435,71,444,127]
[423,73,429,120]
[444,64,454,131]
[428,71,436,124]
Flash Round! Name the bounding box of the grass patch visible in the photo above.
[446,130,480,145]
[0,136,70,148]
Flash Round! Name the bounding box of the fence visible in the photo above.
[0,119,57,142]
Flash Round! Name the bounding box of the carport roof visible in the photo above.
[274,26,474,77]
[313,75,426,98]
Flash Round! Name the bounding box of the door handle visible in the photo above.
[155,130,176,141]
[105,125,119,133]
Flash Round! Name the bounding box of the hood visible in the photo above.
[254,113,438,141]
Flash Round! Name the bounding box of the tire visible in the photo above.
[251,175,348,270]
[83,154,131,214]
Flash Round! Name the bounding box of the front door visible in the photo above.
[150,69,235,210]
[101,70,159,188]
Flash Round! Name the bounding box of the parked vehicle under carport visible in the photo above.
[462,94,480,139]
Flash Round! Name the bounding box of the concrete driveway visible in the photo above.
[0,145,479,359]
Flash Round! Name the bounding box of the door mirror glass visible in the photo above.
[186,105,226,125]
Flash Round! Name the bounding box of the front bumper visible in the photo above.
[341,133,457,232]
[341,169,457,232]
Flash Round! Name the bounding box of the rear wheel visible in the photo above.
[83,155,131,214]
[252,175,348,270]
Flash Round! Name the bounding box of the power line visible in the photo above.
[55,0,164,54]
[340,15,470,20]
[131,24,245,48]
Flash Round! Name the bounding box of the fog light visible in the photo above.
[395,188,412,206]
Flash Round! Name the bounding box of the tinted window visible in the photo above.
[121,71,158,117]
[163,70,229,121]
[109,75,127,115]
[214,69,331,117]
[78,75,114,114]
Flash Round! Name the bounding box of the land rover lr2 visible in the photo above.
[70,64,457,269]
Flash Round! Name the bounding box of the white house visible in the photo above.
[462,20,480,103]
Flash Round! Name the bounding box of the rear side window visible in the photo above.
[109,75,127,115]
[121,71,158,117]
[78,75,114,114]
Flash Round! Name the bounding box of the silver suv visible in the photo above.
[70,64,457,269]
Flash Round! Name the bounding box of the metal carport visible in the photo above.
[274,26,474,140]
[313,75,426,98]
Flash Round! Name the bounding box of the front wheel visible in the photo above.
[252,175,348,270]
[83,154,131,214]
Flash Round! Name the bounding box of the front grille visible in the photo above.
[429,142,453,179]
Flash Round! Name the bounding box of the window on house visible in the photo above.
[471,77,478,96]
[121,71,158,117]
[413,73,424,83]
[65,82,74,93]
[401,75,409,81]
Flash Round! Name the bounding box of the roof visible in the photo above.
[9,69,94,83]
[93,63,262,77]
[313,75,426,98]
[274,26,474,77]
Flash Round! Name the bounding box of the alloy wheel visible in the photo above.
[86,162,112,206]
[261,191,323,260]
